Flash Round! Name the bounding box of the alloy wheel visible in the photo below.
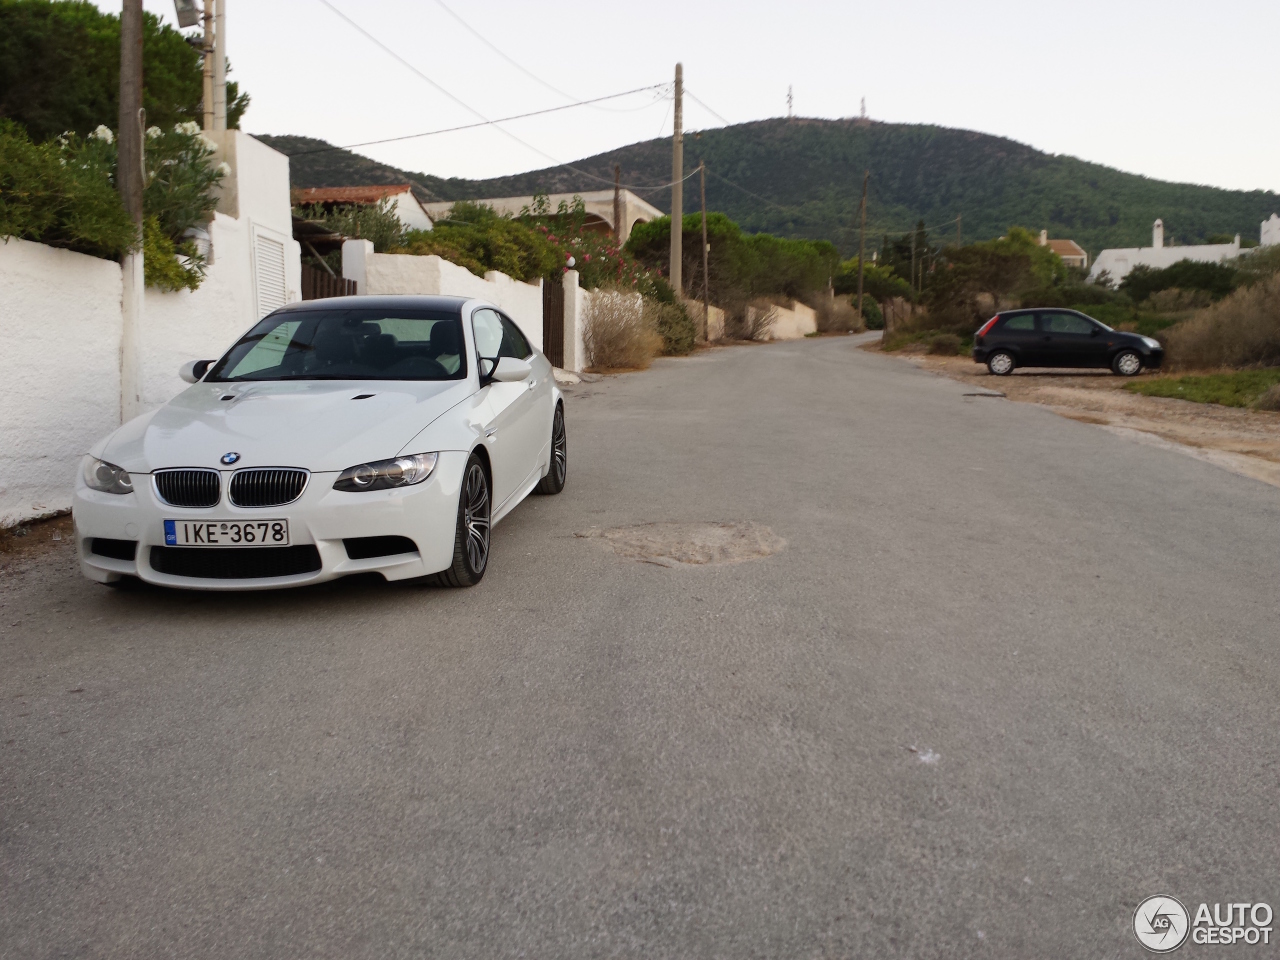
[550,408,567,486]
[463,463,490,573]
[1116,352,1142,376]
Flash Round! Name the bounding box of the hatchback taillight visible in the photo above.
[975,315,1000,340]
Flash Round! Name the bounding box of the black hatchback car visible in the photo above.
[972,308,1164,376]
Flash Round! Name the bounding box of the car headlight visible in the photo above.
[1141,336,1162,350]
[333,452,438,492]
[82,456,134,494]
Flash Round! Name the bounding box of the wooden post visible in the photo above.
[856,170,868,326]
[669,63,683,295]
[700,161,710,340]
[613,164,622,244]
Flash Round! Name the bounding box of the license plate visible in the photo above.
[164,519,290,547]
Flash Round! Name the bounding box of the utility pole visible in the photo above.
[856,170,868,326]
[787,85,793,119]
[700,160,710,340]
[212,0,227,130]
[119,0,145,420]
[613,164,622,244]
[910,228,918,305]
[669,63,683,297]
[957,213,962,248]
[202,0,214,131]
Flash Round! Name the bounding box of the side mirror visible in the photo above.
[490,357,532,383]
[1089,327,1101,337]
[179,359,213,383]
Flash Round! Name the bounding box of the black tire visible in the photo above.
[534,403,567,495]
[430,453,491,587]
[1112,350,1143,376]
[987,351,1015,376]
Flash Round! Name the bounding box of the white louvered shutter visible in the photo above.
[254,233,287,318]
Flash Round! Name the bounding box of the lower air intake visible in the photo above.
[149,545,321,579]
[344,535,419,559]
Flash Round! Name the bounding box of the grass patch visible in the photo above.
[1125,368,1280,407]
[882,329,973,353]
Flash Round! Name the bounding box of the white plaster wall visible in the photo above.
[1090,239,1241,283]
[1262,214,1280,247]
[0,239,123,525]
[344,243,545,353]
[760,300,817,340]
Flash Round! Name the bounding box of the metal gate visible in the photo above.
[542,276,565,368]
[301,264,357,300]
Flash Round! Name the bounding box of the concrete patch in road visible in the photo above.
[575,520,786,567]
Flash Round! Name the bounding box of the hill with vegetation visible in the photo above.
[260,118,1279,257]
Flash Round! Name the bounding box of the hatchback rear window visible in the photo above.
[1001,314,1036,331]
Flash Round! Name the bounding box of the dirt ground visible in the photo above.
[879,345,1280,488]
[0,512,75,576]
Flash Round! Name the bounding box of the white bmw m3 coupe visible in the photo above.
[73,296,567,590]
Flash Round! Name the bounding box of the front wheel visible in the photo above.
[987,351,1015,376]
[534,403,566,495]
[431,453,491,587]
[1112,350,1143,376]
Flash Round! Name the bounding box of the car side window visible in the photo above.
[1001,314,1035,331]
[472,308,505,360]
[1043,312,1094,335]
[498,314,532,360]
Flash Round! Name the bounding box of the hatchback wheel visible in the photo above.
[987,351,1015,376]
[432,453,490,587]
[534,403,567,495]
[1112,350,1143,376]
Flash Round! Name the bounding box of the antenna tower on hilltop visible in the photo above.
[787,85,793,119]
[860,96,866,120]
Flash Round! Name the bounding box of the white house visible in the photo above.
[1089,219,1242,283]
[1262,213,1280,247]
[421,189,663,243]
[291,184,435,232]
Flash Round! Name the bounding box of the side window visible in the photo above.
[472,308,505,360]
[1001,314,1036,331]
[1043,312,1094,335]
[498,314,532,359]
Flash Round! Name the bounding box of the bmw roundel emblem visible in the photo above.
[220,452,241,465]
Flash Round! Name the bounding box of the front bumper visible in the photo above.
[73,451,468,590]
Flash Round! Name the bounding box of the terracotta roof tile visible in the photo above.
[1047,238,1086,257]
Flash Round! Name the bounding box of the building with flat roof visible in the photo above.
[291,184,435,232]
[421,190,663,243]
[1089,219,1243,284]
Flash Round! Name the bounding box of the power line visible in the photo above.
[316,0,670,191]
[290,85,669,155]
[683,89,732,127]
[430,0,660,114]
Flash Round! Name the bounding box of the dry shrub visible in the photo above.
[811,293,865,333]
[1254,384,1280,411]
[584,291,662,371]
[1163,274,1280,370]
[724,299,778,341]
[927,333,962,355]
[1142,287,1212,313]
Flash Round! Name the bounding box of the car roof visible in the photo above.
[275,295,474,313]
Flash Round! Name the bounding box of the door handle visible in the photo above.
[484,427,498,440]
[1042,335,1052,341]
[527,378,538,390]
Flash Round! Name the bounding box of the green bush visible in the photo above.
[647,299,696,355]
[0,0,248,142]
[858,294,884,330]
[142,215,201,291]
[0,119,136,258]
[1120,260,1238,303]
[300,197,406,255]
[928,333,962,355]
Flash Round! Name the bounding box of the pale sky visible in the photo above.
[112,0,1279,195]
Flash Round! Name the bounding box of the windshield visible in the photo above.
[206,308,467,382]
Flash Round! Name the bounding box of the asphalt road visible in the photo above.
[3,337,1279,959]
